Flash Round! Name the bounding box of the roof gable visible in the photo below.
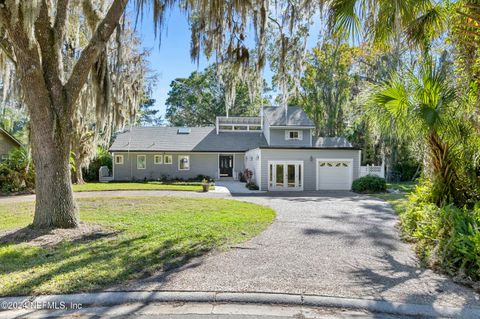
[109,126,267,152]
[263,106,315,127]
[0,128,22,147]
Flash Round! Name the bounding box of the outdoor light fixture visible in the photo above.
[310,156,313,162]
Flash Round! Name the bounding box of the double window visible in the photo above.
[154,155,163,164]
[285,130,303,141]
[115,155,124,165]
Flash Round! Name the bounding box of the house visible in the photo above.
[109,106,361,191]
[0,127,22,161]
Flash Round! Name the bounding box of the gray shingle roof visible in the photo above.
[109,126,268,152]
[263,106,315,127]
[313,137,353,148]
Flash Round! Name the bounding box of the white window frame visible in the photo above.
[178,155,190,171]
[137,155,147,170]
[285,130,303,141]
[114,155,124,165]
[164,155,173,164]
[154,154,163,164]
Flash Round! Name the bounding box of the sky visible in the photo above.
[131,4,323,119]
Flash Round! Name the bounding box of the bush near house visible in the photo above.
[0,148,35,193]
[352,175,387,193]
[400,182,480,285]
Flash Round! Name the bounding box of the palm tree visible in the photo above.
[370,58,463,206]
[328,0,446,48]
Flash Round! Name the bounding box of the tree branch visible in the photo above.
[53,0,69,80]
[65,0,128,114]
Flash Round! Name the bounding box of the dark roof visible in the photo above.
[0,127,22,147]
[313,137,353,148]
[263,106,315,127]
[109,126,268,152]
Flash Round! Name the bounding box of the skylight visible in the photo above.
[177,127,191,134]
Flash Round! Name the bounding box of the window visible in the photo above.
[114,155,124,165]
[285,130,303,140]
[137,155,146,169]
[178,155,190,170]
[154,155,163,164]
[164,155,173,164]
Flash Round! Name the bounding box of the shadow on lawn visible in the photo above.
[0,231,213,297]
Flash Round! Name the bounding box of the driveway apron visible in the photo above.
[122,191,479,310]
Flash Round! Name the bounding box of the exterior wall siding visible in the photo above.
[0,134,18,158]
[113,152,237,181]
[259,149,361,191]
[269,128,312,147]
[244,148,261,187]
[234,153,245,179]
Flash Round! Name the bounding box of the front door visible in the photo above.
[268,161,303,191]
[219,155,234,177]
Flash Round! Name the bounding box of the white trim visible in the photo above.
[285,130,303,141]
[164,155,173,164]
[178,155,190,171]
[315,158,353,191]
[154,154,163,164]
[258,150,262,190]
[270,126,315,129]
[136,155,147,170]
[267,160,304,191]
[114,154,124,165]
[112,152,115,180]
[310,130,313,146]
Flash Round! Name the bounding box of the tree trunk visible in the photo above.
[30,118,79,228]
[73,156,86,184]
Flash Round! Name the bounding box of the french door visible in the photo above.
[268,161,303,191]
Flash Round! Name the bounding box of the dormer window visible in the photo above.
[286,130,303,141]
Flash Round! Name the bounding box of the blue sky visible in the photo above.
[132,5,322,118]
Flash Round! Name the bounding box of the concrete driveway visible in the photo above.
[120,191,479,310]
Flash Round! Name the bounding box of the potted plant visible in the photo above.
[201,178,210,192]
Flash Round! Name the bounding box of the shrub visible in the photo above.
[245,182,259,190]
[399,181,480,285]
[0,148,35,193]
[352,175,386,193]
[83,147,112,182]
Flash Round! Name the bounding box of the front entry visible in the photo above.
[219,155,234,177]
[268,161,303,191]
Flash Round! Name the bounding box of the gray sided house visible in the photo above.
[109,106,361,191]
[0,127,22,161]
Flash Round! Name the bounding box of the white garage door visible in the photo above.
[316,160,353,190]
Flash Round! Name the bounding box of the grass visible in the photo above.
[0,196,275,296]
[72,181,214,192]
[372,181,417,214]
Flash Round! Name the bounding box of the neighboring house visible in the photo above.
[0,127,22,161]
[109,106,361,191]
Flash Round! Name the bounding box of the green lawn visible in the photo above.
[72,181,214,192]
[373,181,417,214]
[0,196,275,296]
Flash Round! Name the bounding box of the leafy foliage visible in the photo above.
[82,147,112,182]
[297,34,356,137]
[166,65,267,126]
[352,175,387,193]
[369,57,480,207]
[400,182,480,284]
[0,148,34,193]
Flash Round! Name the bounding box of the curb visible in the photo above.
[1,291,480,318]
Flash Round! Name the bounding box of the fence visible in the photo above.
[360,164,385,178]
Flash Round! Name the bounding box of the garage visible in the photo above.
[316,159,353,190]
